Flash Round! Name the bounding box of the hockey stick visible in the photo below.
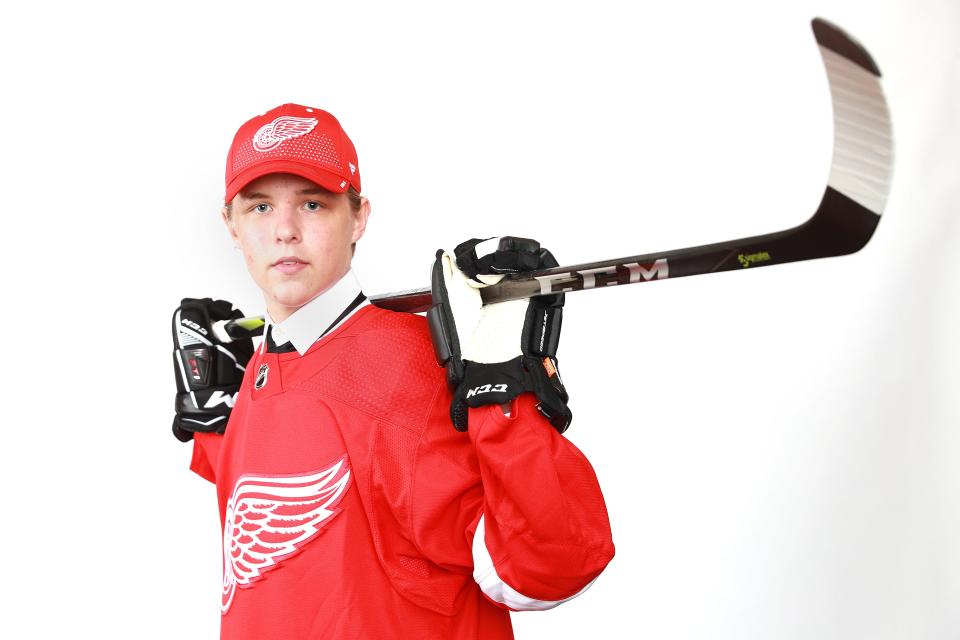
[220,17,893,340]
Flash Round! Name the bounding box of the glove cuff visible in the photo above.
[451,356,572,433]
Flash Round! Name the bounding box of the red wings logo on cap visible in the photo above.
[220,456,352,614]
[252,115,318,152]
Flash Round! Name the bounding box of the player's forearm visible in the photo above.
[468,393,615,605]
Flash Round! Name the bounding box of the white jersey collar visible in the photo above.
[262,269,369,356]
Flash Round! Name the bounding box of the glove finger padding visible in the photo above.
[454,236,542,281]
[171,298,253,441]
[428,236,572,433]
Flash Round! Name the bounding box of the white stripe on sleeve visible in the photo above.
[471,513,598,611]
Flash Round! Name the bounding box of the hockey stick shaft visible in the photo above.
[220,17,893,339]
[369,190,881,313]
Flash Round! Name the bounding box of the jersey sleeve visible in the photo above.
[189,432,223,484]
[411,389,615,612]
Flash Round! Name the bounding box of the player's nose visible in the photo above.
[274,204,301,243]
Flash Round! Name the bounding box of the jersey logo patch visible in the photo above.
[252,115,318,152]
[221,456,352,614]
[254,363,268,390]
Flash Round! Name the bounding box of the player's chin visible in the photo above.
[267,279,323,309]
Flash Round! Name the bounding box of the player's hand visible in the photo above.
[427,237,572,433]
[171,298,253,442]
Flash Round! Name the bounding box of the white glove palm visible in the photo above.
[437,247,529,364]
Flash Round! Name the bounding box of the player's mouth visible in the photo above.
[272,256,309,275]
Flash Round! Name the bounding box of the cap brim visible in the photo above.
[225,160,351,203]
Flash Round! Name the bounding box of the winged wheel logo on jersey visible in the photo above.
[253,115,318,152]
[221,457,352,614]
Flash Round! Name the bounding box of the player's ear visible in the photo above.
[222,204,239,245]
[350,196,371,244]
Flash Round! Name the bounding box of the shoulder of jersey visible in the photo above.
[297,307,444,428]
[347,306,436,365]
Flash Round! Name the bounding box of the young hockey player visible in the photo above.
[171,103,615,639]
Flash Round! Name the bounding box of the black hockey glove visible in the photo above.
[171,298,254,442]
[427,236,571,433]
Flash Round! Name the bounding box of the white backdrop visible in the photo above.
[1,0,957,638]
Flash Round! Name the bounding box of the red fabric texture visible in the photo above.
[189,305,614,639]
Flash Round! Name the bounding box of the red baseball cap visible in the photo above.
[224,103,361,203]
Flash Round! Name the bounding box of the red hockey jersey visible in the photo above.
[190,305,614,639]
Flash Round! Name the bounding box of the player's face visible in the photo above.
[223,173,370,323]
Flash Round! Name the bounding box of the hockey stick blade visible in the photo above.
[221,18,893,338]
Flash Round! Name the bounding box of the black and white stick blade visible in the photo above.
[814,17,894,228]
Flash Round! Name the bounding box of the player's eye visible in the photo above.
[253,203,271,214]
[304,201,325,212]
